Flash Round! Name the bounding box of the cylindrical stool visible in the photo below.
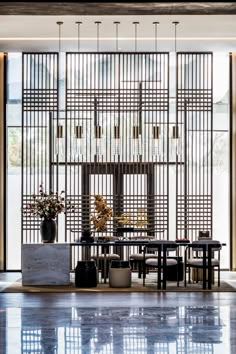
[109,260,131,288]
[91,254,120,280]
[75,261,97,287]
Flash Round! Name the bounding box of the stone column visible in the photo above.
[0,53,5,270]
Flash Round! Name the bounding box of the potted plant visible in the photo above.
[24,185,65,243]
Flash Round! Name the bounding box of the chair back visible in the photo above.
[145,240,178,253]
[198,230,212,240]
[191,240,222,252]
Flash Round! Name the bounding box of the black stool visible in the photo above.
[75,261,97,287]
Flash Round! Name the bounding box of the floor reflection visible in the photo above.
[0,305,232,353]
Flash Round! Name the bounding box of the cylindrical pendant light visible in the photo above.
[56,125,63,139]
[172,126,179,139]
[94,125,102,139]
[75,125,83,139]
[152,126,160,139]
[133,126,140,139]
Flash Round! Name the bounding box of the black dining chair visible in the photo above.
[143,240,179,290]
[184,240,222,289]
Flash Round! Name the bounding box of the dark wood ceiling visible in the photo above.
[0,2,236,15]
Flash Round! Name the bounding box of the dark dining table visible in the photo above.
[70,240,150,283]
[70,240,226,289]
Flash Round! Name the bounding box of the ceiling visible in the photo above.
[1,2,236,15]
[0,13,236,52]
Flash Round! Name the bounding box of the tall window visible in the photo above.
[6,53,22,269]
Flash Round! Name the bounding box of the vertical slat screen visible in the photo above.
[22,53,59,243]
[176,53,213,240]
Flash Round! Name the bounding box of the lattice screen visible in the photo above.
[21,51,213,244]
[176,53,213,240]
[64,53,169,241]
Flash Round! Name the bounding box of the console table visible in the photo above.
[22,244,70,285]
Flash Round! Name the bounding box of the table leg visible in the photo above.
[104,247,107,284]
[162,247,167,290]
[157,247,162,290]
[202,247,206,290]
[208,245,212,290]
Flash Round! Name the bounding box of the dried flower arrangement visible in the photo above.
[24,185,65,220]
[90,194,113,232]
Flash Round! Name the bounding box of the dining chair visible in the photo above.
[184,240,222,289]
[143,240,179,290]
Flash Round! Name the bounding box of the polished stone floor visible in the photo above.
[1,273,236,353]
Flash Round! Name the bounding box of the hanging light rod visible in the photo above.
[153,22,160,52]
[113,21,120,52]
[172,21,179,52]
[95,21,102,52]
[56,21,63,53]
[75,21,82,52]
[133,21,139,52]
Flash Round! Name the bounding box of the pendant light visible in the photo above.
[113,21,121,157]
[172,21,181,156]
[132,22,142,159]
[152,22,161,159]
[93,21,102,160]
[172,21,179,139]
[73,21,83,159]
[55,21,64,158]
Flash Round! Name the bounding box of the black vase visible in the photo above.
[40,219,57,243]
[80,230,94,243]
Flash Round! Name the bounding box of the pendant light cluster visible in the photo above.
[54,19,181,161]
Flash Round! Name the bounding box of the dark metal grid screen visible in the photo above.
[22,53,59,243]
[64,53,169,242]
[176,53,213,240]
[21,51,213,246]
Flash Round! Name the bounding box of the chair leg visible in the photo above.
[138,261,142,278]
[184,265,187,287]
[129,260,134,271]
[212,267,215,285]
[143,262,146,286]
[218,267,220,287]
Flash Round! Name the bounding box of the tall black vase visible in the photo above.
[40,219,57,243]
